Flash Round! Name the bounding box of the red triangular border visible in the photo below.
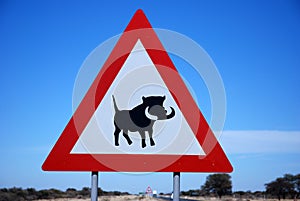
[42,9,233,172]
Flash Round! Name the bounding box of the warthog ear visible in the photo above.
[142,96,146,102]
[145,107,158,120]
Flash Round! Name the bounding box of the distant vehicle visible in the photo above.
[153,190,157,198]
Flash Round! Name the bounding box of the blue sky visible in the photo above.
[1,0,300,194]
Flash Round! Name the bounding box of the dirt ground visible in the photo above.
[37,195,161,201]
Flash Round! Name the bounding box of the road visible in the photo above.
[157,196,199,201]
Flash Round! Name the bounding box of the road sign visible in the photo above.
[146,186,153,195]
[42,9,233,172]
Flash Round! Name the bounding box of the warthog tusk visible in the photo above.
[145,106,158,120]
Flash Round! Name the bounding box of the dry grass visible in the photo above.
[170,197,295,201]
[36,196,297,201]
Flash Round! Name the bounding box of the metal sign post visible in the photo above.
[91,172,98,201]
[173,172,180,201]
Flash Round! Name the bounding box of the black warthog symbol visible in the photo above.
[112,95,175,148]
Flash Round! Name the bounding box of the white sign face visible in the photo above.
[71,40,205,156]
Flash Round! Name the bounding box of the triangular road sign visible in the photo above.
[42,9,233,172]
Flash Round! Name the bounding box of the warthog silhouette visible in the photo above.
[112,95,175,148]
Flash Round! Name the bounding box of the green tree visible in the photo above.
[265,175,295,200]
[79,187,90,197]
[201,173,232,198]
[295,174,300,198]
[66,188,78,198]
[283,174,297,198]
